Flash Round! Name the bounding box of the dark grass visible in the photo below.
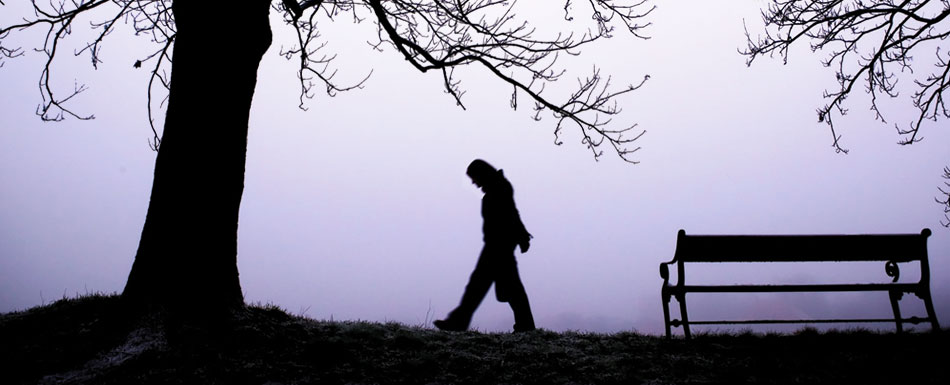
[1,294,946,384]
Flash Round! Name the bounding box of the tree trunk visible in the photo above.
[122,1,273,313]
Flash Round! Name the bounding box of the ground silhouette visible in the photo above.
[2,294,947,385]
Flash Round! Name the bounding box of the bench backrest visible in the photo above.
[673,229,931,263]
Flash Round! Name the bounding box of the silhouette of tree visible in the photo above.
[743,0,950,225]
[0,0,653,313]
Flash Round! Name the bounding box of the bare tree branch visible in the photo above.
[1,0,174,148]
[1,0,111,121]
[745,1,950,227]
[742,0,950,153]
[4,0,653,162]
[275,0,653,162]
[356,0,653,162]
[939,166,950,227]
[145,34,174,151]
[277,0,372,110]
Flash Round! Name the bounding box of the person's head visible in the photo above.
[466,159,497,189]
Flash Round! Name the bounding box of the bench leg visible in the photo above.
[662,290,672,339]
[677,293,691,340]
[888,290,903,333]
[920,290,941,331]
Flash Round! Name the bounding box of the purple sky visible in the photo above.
[1,2,948,335]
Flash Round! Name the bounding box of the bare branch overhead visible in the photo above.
[743,0,950,153]
[939,166,950,227]
[0,0,174,149]
[280,0,654,163]
[2,0,654,162]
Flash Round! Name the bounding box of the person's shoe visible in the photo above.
[433,319,466,332]
[513,323,536,333]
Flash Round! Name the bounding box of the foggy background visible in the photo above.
[1,2,948,335]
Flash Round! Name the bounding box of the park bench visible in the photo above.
[659,228,940,339]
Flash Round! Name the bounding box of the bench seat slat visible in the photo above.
[675,232,929,262]
[671,283,920,293]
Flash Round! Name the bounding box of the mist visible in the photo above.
[1,2,947,335]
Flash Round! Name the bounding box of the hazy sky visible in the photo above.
[1,2,948,335]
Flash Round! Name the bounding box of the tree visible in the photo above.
[940,167,950,226]
[0,0,653,312]
[742,0,950,225]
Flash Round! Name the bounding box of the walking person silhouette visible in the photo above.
[434,159,536,333]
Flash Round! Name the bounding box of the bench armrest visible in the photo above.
[659,259,676,281]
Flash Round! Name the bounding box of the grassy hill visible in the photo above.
[1,294,946,384]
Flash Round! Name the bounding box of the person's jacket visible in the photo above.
[481,170,531,246]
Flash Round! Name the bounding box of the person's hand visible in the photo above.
[519,240,530,253]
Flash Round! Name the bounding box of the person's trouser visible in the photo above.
[447,243,535,330]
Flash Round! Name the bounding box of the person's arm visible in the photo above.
[513,210,532,253]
